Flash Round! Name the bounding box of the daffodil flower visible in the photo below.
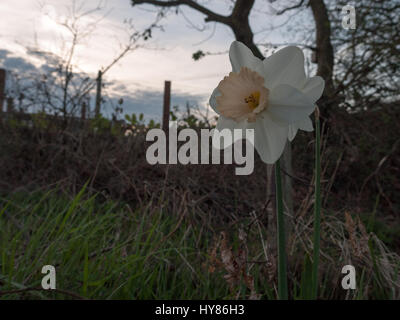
[209,41,325,164]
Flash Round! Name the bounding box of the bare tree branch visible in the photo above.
[131,0,263,58]
[276,0,305,15]
[131,0,230,23]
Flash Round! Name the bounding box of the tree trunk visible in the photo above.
[309,0,335,101]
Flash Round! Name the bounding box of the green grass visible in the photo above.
[0,188,239,299]
[1,187,399,300]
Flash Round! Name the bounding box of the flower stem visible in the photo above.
[312,109,321,299]
[275,159,288,300]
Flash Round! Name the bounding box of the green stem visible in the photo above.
[275,159,288,300]
[312,111,321,299]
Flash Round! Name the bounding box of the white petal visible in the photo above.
[214,116,248,149]
[209,87,220,114]
[288,117,313,141]
[302,76,325,102]
[262,46,307,89]
[229,41,263,73]
[297,116,314,132]
[288,124,298,142]
[216,116,241,131]
[268,84,315,124]
[253,113,288,164]
[215,113,287,164]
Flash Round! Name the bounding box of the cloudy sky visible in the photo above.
[0,0,312,122]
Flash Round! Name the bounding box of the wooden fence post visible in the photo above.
[162,80,171,136]
[94,70,102,118]
[0,69,6,115]
[81,101,87,120]
[6,97,14,113]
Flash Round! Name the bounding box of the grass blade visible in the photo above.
[275,159,288,300]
